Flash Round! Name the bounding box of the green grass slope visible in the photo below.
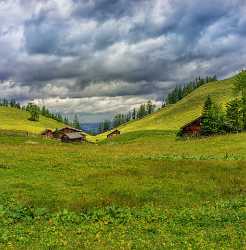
[119,76,236,133]
[96,75,237,141]
[0,107,66,134]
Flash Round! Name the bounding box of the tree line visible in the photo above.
[165,75,217,105]
[0,99,81,129]
[0,99,21,109]
[98,100,156,133]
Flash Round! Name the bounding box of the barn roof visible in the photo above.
[180,116,203,129]
[107,129,120,136]
[57,127,82,132]
[63,132,83,139]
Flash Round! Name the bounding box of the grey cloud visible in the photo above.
[0,0,246,121]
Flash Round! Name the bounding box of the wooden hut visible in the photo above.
[61,132,85,143]
[41,129,53,138]
[180,116,203,136]
[107,130,121,139]
[53,127,84,139]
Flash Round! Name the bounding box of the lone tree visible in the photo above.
[234,71,246,129]
[26,103,40,121]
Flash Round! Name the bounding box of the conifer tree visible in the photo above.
[132,108,137,120]
[225,99,242,132]
[146,100,156,115]
[235,71,246,129]
[73,114,81,129]
[137,104,143,119]
[201,96,224,135]
[27,103,40,121]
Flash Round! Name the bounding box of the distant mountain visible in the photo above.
[80,123,100,135]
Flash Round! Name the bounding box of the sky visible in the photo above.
[0,0,246,122]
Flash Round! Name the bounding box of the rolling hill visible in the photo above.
[0,74,239,139]
[96,74,238,141]
[0,106,66,134]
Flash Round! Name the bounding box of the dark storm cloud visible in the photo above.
[72,0,139,21]
[0,0,246,121]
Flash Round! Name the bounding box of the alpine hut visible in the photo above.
[107,129,121,139]
[180,116,203,136]
[53,127,84,139]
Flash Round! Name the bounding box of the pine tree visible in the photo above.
[113,114,120,128]
[126,111,132,122]
[3,99,8,106]
[10,99,16,107]
[137,104,146,119]
[201,96,224,135]
[27,103,40,121]
[64,117,69,125]
[146,100,155,115]
[241,95,246,130]
[132,108,137,120]
[235,71,246,130]
[225,99,242,132]
[73,114,81,129]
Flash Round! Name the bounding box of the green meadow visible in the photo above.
[0,131,245,249]
[0,75,246,249]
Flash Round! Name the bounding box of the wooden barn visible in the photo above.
[180,116,203,136]
[53,127,84,139]
[107,130,121,139]
[61,132,85,143]
[41,129,53,138]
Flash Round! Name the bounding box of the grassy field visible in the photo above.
[0,131,245,249]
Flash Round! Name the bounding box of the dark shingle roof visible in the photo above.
[107,130,121,136]
[63,132,83,139]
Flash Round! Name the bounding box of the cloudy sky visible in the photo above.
[0,0,246,122]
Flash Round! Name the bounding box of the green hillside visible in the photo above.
[121,77,236,132]
[0,107,66,134]
[96,75,238,141]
